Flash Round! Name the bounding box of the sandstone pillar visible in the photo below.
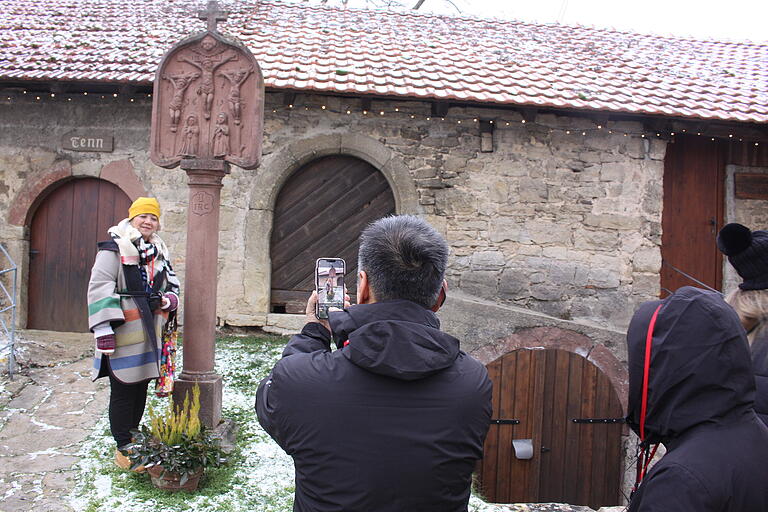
[173,160,228,427]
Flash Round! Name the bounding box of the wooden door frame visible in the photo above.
[478,345,625,507]
[242,133,421,321]
[660,135,726,296]
[6,159,145,330]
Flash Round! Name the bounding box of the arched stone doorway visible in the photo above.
[477,347,624,509]
[27,178,132,332]
[269,155,396,313]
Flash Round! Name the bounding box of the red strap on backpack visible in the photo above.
[639,304,661,441]
[633,304,662,495]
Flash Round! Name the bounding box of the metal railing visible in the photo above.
[661,259,723,297]
[0,243,17,379]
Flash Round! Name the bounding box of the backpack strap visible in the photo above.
[97,240,119,252]
[122,262,159,361]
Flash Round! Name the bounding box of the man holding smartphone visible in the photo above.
[256,215,492,512]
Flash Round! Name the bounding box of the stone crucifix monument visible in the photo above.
[150,1,264,427]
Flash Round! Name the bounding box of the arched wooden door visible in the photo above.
[270,155,396,313]
[477,349,624,509]
[27,178,132,332]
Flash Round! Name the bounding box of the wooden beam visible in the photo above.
[118,84,136,96]
[431,101,449,117]
[519,107,538,123]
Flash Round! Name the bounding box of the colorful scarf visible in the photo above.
[107,218,169,265]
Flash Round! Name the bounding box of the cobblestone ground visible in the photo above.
[0,331,105,511]
[0,331,627,512]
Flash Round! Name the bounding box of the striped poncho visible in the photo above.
[87,219,180,384]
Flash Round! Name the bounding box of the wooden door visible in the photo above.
[661,135,725,297]
[477,349,624,509]
[270,155,396,313]
[28,178,132,332]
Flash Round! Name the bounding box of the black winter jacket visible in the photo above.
[255,300,493,512]
[749,325,768,426]
[626,287,768,512]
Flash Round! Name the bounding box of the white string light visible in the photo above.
[3,91,765,147]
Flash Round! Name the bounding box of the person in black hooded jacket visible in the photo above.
[255,215,492,512]
[717,222,768,426]
[626,286,768,512]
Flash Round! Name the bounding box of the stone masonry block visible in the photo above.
[470,251,506,271]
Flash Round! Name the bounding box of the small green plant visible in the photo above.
[149,384,202,445]
[127,384,227,487]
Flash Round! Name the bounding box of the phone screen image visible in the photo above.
[316,258,345,319]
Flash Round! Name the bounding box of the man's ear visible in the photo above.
[430,280,448,312]
[357,271,371,305]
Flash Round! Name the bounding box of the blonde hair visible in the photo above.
[725,288,768,344]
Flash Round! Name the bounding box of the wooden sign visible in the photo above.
[62,131,113,152]
[735,172,768,200]
[150,20,264,170]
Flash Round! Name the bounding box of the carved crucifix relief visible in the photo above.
[178,36,237,121]
[163,72,200,133]
[150,26,265,169]
[220,67,253,125]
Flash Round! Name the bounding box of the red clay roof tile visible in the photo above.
[1,0,766,123]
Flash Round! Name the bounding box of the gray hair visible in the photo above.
[358,215,449,308]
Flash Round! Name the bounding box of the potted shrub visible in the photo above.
[127,385,227,492]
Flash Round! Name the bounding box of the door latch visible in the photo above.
[490,419,520,425]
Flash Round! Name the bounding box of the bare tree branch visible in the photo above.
[441,0,462,14]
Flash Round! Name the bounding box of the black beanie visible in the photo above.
[717,223,768,290]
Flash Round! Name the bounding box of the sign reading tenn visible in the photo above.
[61,131,114,152]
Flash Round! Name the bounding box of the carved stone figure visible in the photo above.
[220,67,252,125]
[150,16,264,169]
[178,114,200,157]
[212,112,230,158]
[163,72,199,133]
[178,36,237,121]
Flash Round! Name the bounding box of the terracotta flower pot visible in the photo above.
[147,465,204,492]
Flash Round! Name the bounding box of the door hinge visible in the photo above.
[571,418,626,424]
[490,419,520,425]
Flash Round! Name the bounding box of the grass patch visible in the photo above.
[69,332,505,511]
[69,333,295,512]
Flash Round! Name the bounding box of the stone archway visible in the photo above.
[470,326,628,411]
[242,133,420,319]
[7,159,145,227]
[6,159,147,330]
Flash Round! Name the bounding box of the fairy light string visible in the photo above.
[2,89,763,147]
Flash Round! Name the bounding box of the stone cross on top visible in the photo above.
[198,0,228,32]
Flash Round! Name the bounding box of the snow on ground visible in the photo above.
[67,334,515,512]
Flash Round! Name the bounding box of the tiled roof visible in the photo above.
[1,0,767,123]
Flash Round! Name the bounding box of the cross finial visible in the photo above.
[198,1,228,32]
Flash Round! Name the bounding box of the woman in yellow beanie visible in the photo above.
[86,197,181,468]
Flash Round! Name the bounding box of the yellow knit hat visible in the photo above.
[128,197,161,220]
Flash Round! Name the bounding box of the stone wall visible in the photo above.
[723,164,768,293]
[1,91,664,336]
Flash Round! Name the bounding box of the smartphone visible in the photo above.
[315,258,345,319]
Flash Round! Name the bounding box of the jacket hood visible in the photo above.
[329,300,460,381]
[626,286,755,444]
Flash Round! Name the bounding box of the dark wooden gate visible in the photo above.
[270,155,396,313]
[477,349,624,509]
[661,134,725,297]
[28,178,132,332]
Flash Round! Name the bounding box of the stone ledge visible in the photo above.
[263,313,305,335]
